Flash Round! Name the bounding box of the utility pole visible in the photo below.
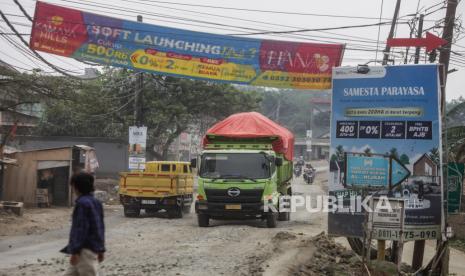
[439,0,458,94]
[411,13,426,271]
[414,14,425,64]
[134,15,144,127]
[275,94,281,123]
[437,1,458,275]
[382,0,402,65]
[379,0,402,263]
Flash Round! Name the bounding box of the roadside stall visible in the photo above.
[3,145,98,207]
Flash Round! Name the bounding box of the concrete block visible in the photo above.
[0,201,24,216]
[93,190,108,203]
[449,213,465,239]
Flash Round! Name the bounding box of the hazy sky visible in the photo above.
[0,0,463,100]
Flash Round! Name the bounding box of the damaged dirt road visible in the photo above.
[0,171,334,276]
[2,168,465,276]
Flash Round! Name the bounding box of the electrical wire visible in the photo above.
[85,0,384,44]
[19,0,415,54]
[93,0,432,21]
[6,12,386,53]
[0,10,89,78]
[5,0,454,72]
[11,1,101,67]
[47,0,390,49]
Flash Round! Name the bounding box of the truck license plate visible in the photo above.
[142,200,156,204]
[225,204,241,210]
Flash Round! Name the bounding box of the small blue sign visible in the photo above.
[390,158,410,186]
[346,155,389,187]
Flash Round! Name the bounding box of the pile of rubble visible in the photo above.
[290,233,364,275]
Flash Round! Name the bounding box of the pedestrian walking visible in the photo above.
[61,172,105,276]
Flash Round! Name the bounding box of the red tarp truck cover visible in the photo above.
[203,112,295,161]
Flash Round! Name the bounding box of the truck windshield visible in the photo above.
[199,153,271,179]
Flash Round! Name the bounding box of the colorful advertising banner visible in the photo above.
[128,126,147,170]
[329,65,442,240]
[30,2,344,89]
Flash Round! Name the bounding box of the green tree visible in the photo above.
[387,148,399,160]
[38,69,262,159]
[330,145,345,162]
[0,66,79,139]
[399,153,410,165]
[428,147,440,165]
[257,89,330,137]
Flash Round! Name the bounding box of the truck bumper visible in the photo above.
[195,200,268,219]
[120,194,192,210]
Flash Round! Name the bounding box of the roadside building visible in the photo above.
[11,136,126,177]
[2,145,98,207]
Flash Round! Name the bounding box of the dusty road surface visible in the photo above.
[0,170,329,276]
[2,165,465,276]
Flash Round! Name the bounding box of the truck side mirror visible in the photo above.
[190,158,197,168]
[275,157,283,167]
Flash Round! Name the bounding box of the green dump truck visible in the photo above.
[193,112,294,228]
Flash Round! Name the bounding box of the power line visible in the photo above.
[13,0,33,22]
[95,0,385,45]
[4,9,385,54]
[11,1,101,67]
[5,0,444,72]
[101,0,428,21]
[52,0,394,46]
[6,13,386,54]
[0,9,87,79]
[14,0,405,53]
[0,32,30,35]
[0,26,84,73]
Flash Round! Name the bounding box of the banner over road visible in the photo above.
[30,1,344,89]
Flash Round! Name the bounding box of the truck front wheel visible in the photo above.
[278,210,290,221]
[197,214,210,227]
[182,204,191,214]
[124,206,140,218]
[168,206,183,219]
[266,212,277,228]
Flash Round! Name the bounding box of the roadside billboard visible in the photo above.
[329,65,442,240]
[30,1,344,89]
[128,126,147,170]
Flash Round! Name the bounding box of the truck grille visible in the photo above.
[205,188,263,203]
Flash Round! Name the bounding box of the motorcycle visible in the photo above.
[293,166,302,177]
[303,167,316,184]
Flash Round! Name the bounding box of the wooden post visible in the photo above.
[382,0,402,65]
[437,1,458,274]
[397,202,406,272]
[412,240,426,270]
[134,15,144,127]
[411,11,427,269]
[377,240,386,261]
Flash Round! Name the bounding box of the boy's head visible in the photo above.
[70,172,95,195]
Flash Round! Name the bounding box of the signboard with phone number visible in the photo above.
[373,228,439,241]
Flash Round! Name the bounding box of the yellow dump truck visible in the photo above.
[119,161,194,218]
